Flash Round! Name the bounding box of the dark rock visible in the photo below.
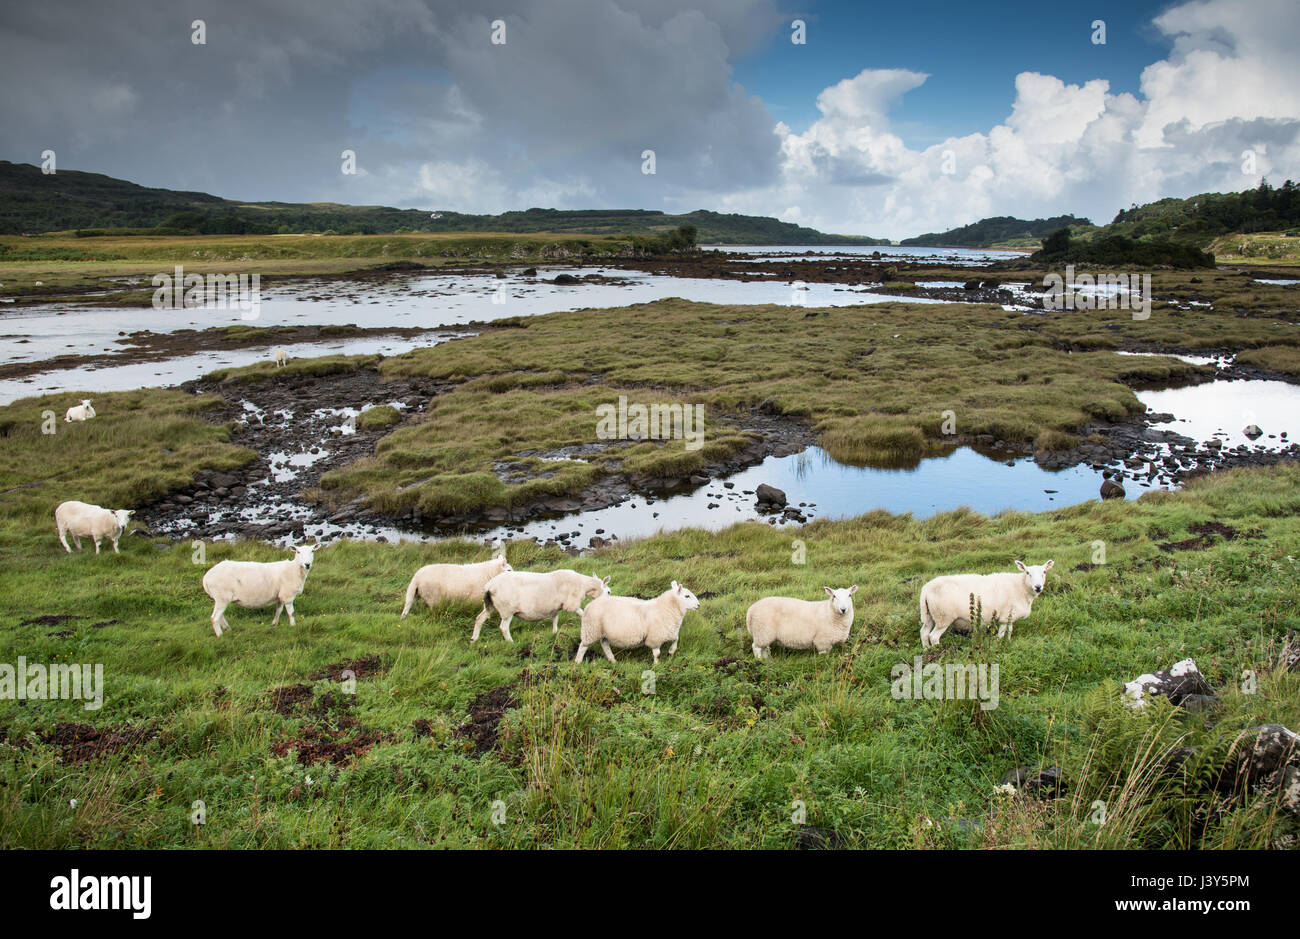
[755,483,787,508]
[1100,478,1126,500]
[1124,658,1214,708]
[1001,765,1064,797]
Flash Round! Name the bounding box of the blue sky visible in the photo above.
[735,1,1178,147]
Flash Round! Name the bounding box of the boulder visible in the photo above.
[1243,424,1263,439]
[552,273,580,285]
[1123,658,1215,709]
[1001,765,1064,797]
[755,483,787,508]
[1100,478,1126,500]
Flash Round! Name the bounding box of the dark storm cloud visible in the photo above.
[0,0,786,209]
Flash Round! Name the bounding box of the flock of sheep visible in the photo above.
[55,500,1056,657]
[52,388,1057,656]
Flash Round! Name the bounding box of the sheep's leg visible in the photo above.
[998,616,1015,640]
[73,535,82,551]
[551,612,560,634]
[285,600,296,628]
[574,643,589,663]
[271,603,284,626]
[211,601,228,637]
[58,527,72,553]
[919,622,931,648]
[470,605,491,642]
[600,639,616,663]
[929,622,949,647]
[111,537,120,555]
[752,643,764,660]
[499,613,514,643]
[92,536,101,555]
[668,640,678,655]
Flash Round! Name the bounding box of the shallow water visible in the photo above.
[0,331,465,405]
[1136,380,1300,449]
[469,445,1160,548]
[0,264,955,403]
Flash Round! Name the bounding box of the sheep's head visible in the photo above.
[587,575,612,600]
[113,509,133,528]
[293,544,318,571]
[671,581,700,611]
[494,555,513,574]
[1015,559,1054,595]
[81,399,92,408]
[824,584,857,617]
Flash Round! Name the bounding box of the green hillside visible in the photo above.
[900,215,1095,248]
[0,162,887,245]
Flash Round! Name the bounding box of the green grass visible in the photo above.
[1,459,1298,848]
[0,389,254,525]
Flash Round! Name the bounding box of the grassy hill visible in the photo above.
[901,215,1095,249]
[0,162,887,245]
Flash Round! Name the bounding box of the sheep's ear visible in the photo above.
[824,586,833,597]
[602,575,611,586]
[1044,559,1054,570]
[849,584,858,595]
[671,580,680,592]
[1015,560,1027,572]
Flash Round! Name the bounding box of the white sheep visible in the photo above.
[471,569,609,643]
[401,555,512,619]
[202,543,322,637]
[575,581,700,664]
[919,559,1054,648]
[54,501,133,554]
[273,348,289,367]
[64,400,95,422]
[746,585,857,659]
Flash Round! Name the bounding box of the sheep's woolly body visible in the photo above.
[64,400,95,422]
[472,569,608,642]
[576,588,695,664]
[54,501,131,554]
[919,561,1052,648]
[202,546,317,637]
[402,556,510,618]
[746,592,855,658]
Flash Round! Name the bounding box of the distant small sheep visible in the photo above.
[575,581,700,664]
[64,400,95,422]
[55,501,132,555]
[920,560,1053,648]
[746,585,857,658]
[472,569,609,642]
[401,555,512,618]
[273,348,289,367]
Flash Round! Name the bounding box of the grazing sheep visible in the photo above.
[202,543,322,637]
[54,501,133,555]
[746,585,857,659]
[401,555,512,619]
[919,560,1054,648]
[471,569,609,643]
[273,348,289,367]
[575,581,700,664]
[64,400,95,422]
